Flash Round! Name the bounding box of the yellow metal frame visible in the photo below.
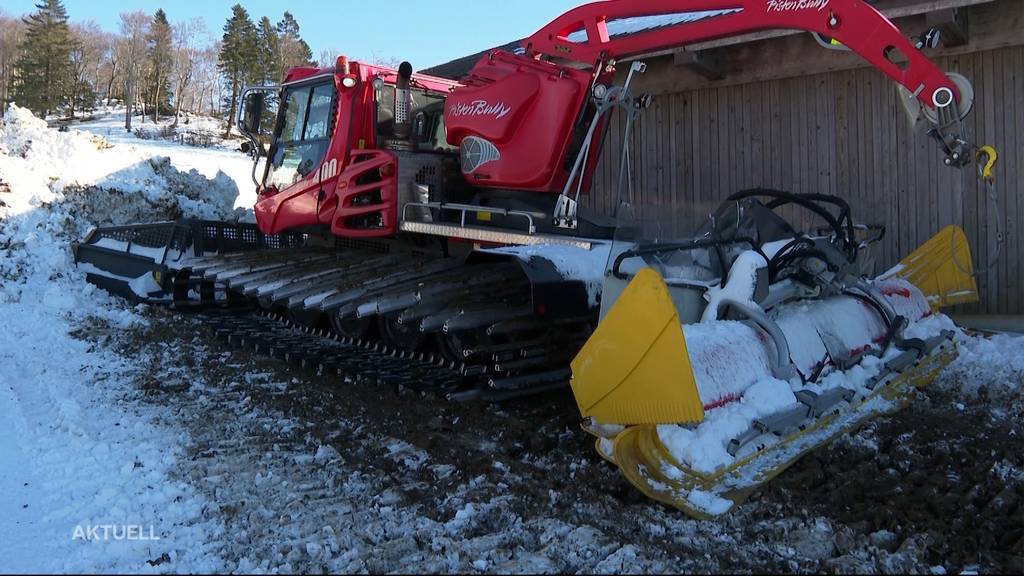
[590,343,957,519]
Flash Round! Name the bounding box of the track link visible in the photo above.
[196,308,573,402]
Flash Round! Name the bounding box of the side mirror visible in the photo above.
[240,141,251,155]
[240,91,265,137]
[412,111,429,145]
[297,158,315,177]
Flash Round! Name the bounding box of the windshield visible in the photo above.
[266,81,335,189]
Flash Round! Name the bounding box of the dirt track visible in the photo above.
[85,308,1023,573]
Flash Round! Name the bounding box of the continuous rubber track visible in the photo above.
[197,310,569,401]
[172,245,594,400]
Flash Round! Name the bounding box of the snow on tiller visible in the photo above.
[569,192,978,518]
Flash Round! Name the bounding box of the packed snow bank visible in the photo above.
[73,108,261,211]
[940,331,1024,401]
[0,104,246,305]
[0,105,242,571]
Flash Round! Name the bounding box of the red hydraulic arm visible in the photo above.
[525,0,961,114]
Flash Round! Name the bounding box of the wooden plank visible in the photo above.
[717,85,729,202]
[698,86,712,221]
[730,83,743,195]
[891,67,910,263]
[669,96,681,233]
[981,47,997,313]
[1008,44,1020,315]
[745,82,760,189]
[817,74,832,199]
[680,93,693,230]
[927,8,970,48]
[988,48,1003,314]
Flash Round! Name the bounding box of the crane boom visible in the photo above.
[524,0,973,165]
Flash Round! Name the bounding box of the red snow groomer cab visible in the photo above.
[246,52,613,242]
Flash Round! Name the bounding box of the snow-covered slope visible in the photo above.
[0,105,243,571]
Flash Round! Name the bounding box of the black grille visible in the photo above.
[83,219,308,262]
[415,166,438,186]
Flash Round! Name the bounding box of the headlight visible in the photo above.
[342,76,357,89]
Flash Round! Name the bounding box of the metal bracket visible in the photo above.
[552,60,647,230]
[553,195,579,230]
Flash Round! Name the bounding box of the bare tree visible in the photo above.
[67,21,105,118]
[170,17,206,125]
[318,48,337,68]
[0,11,25,110]
[118,11,149,131]
[95,31,119,104]
[182,43,220,116]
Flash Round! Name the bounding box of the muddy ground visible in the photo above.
[81,308,1023,574]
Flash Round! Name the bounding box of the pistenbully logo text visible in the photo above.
[767,0,830,11]
[449,99,512,120]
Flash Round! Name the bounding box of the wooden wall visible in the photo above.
[585,40,1023,315]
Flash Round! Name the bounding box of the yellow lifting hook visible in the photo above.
[977,145,998,182]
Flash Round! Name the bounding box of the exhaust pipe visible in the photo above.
[394,61,413,141]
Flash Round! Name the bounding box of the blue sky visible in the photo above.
[4,0,584,68]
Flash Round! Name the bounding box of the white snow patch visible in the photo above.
[701,250,766,323]
[72,107,259,212]
[484,243,612,308]
[939,331,1024,400]
[683,320,774,407]
[658,378,797,473]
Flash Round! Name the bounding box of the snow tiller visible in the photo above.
[570,195,979,518]
[74,1,995,513]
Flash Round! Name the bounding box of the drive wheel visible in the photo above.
[378,313,425,351]
[437,328,489,365]
[330,312,371,340]
[288,308,324,330]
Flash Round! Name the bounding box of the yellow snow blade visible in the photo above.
[569,268,704,425]
[891,225,978,309]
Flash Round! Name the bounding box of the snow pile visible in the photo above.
[0,104,244,304]
[940,331,1024,401]
[72,109,261,211]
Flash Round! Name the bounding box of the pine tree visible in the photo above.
[275,11,313,80]
[218,4,257,137]
[11,0,74,117]
[255,16,280,84]
[145,9,173,122]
